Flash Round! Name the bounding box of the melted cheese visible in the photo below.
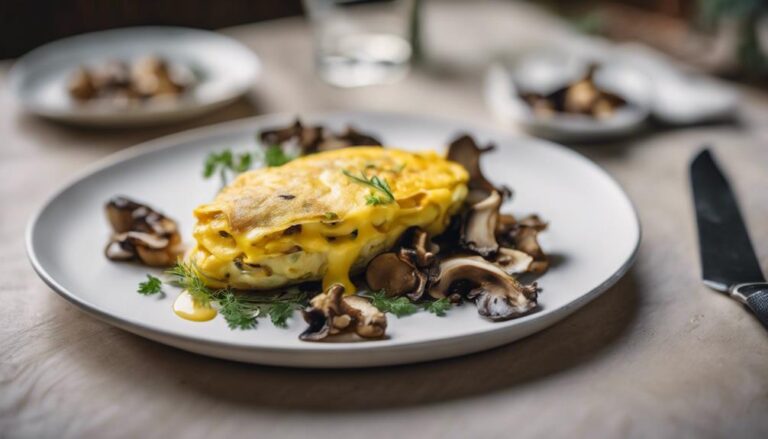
[189,147,468,293]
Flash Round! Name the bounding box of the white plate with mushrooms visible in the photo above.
[485,52,652,142]
[26,111,640,368]
[9,26,260,127]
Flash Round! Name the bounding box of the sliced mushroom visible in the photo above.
[515,226,549,273]
[316,126,383,152]
[341,296,387,339]
[300,283,345,341]
[470,279,539,321]
[520,64,626,119]
[460,190,501,258]
[447,135,511,203]
[106,196,144,233]
[399,228,439,268]
[365,252,427,300]
[428,255,538,320]
[496,214,549,273]
[104,197,181,267]
[365,228,439,300]
[493,247,534,276]
[259,119,325,155]
[300,284,388,341]
[105,231,176,267]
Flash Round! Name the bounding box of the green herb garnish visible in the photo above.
[137,274,163,296]
[267,302,295,328]
[204,149,252,186]
[423,297,452,316]
[342,170,395,205]
[264,145,293,167]
[218,290,259,330]
[165,262,215,305]
[324,212,339,221]
[166,262,306,330]
[368,291,419,318]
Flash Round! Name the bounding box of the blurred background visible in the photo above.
[3,0,767,83]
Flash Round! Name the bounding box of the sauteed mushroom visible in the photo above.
[300,284,388,341]
[519,64,627,119]
[316,126,383,152]
[260,120,382,156]
[460,190,502,258]
[366,252,427,299]
[68,57,191,105]
[447,135,511,203]
[300,284,345,341]
[428,256,538,320]
[399,228,439,268]
[493,247,534,275]
[365,228,439,300]
[259,119,324,155]
[341,296,387,338]
[104,196,181,267]
[496,214,549,273]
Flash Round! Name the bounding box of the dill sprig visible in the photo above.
[165,262,215,306]
[342,170,395,205]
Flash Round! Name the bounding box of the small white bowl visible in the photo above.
[485,52,652,142]
[9,26,261,127]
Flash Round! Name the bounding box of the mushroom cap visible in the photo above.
[365,252,421,298]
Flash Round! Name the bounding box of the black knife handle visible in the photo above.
[731,283,768,328]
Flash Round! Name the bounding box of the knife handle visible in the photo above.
[731,283,768,328]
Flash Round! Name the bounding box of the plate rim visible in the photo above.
[25,110,642,357]
[8,25,261,121]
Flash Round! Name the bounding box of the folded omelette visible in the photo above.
[189,147,469,293]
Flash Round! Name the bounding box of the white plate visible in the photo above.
[26,111,640,368]
[485,53,652,142]
[9,27,260,127]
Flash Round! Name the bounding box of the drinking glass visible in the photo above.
[303,0,415,87]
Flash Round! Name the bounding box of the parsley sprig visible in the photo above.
[203,149,253,187]
[264,145,294,167]
[366,291,452,318]
[342,170,395,205]
[423,297,452,317]
[137,274,163,296]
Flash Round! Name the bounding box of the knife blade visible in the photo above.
[690,148,768,328]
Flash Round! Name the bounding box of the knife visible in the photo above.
[691,148,768,328]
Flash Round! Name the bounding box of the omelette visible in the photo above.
[189,147,469,293]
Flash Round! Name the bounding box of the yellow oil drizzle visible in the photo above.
[173,290,217,322]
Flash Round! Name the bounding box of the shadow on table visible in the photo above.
[61,267,641,412]
[13,92,262,149]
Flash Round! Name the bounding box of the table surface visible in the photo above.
[2,1,768,438]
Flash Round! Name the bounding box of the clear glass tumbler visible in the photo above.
[303,0,415,88]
